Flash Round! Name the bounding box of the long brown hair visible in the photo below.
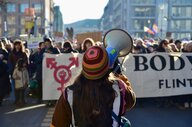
[13,40,25,53]
[69,72,116,127]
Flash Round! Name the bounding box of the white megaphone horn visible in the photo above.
[103,29,133,69]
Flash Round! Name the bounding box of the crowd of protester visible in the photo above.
[0,36,192,108]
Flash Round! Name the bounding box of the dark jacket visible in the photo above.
[8,50,28,75]
[34,49,45,81]
[0,49,11,97]
[45,46,60,54]
[0,49,8,76]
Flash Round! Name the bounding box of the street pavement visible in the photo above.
[0,98,49,127]
[1,95,192,127]
[126,99,192,127]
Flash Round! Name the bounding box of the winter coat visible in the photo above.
[0,49,11,97]
[45,46,60,54]
[8,51,28,75]
[12,67,29,89]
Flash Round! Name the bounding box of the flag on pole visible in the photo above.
[144,26,155,35]
[152,23,158,34]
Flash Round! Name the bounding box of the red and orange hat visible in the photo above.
[82,46,109,80]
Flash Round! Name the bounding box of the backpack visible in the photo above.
[66,81,131,127]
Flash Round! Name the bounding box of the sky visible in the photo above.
[54,0,109,24]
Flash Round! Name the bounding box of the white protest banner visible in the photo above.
[28,42,39,49]
[43,53,192,100]
[43,53,83,100]
[27,37,43,49]
[124,53,192,98]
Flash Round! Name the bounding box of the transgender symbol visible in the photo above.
[46,56,79,93]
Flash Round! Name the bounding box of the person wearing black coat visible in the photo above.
[62,41,78,53]
[0,42,11,106]
[44,37,60,54]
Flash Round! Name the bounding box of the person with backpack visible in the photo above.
[50,46,136,127]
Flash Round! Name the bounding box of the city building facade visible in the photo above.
[0,0,54,38]
[101,0,192,39]
[53,6,64,38]
[100,0,114,33]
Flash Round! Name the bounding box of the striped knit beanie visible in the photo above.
[82,46,109,80]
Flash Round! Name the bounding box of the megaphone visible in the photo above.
[103,29,133,68]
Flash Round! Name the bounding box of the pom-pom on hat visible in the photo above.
[82,46,109,80]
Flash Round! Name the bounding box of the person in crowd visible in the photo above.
[181,42,189,52]
[1,38,12,53]
[135,38,148,53]
[1,38,8,47]
[155,39,172,52]
[169,38,174,44]
[44,37,60,54]
[185,42,192,52]
[132,45,142,54]
[8,39,28,104]
[73,43,82,52]
[144,40,155,53]
[44,37,60,106]
[0,41,11,106]
[55,42,64,53]
[29,41,46,103]
[169,43,179,52]
[80,38,95,53]
[63,41,78,53]
[29,42,45,77]
[175,40,182,52]
[5,41,13,53]
[95,41,103,47]
[8,39,28,75]
[50,46,136,127]
[147,45,155,53]
[12,58,29,106]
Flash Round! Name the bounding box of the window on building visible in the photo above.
[0,6,2,12]
[20,4,29,13]
[172,7,192,17]
[171,20,191,30]
[132,0,155,4]
[133,19,155,30]
[172,0,192,4]
[9,28,16,36]
[20,28,26,34]
[20,17,25,25]
[7,16,16,25]
[134,7,155,17]
[180,33,188,39]
[135,32,146,38]
[7,3,16,12]
[186,20,192,30]
[33,3,42,13]
[186,7,192,17]
[0,16,1,24]
[37,18,41,26]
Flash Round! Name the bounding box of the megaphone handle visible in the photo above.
[113,63,122,74]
